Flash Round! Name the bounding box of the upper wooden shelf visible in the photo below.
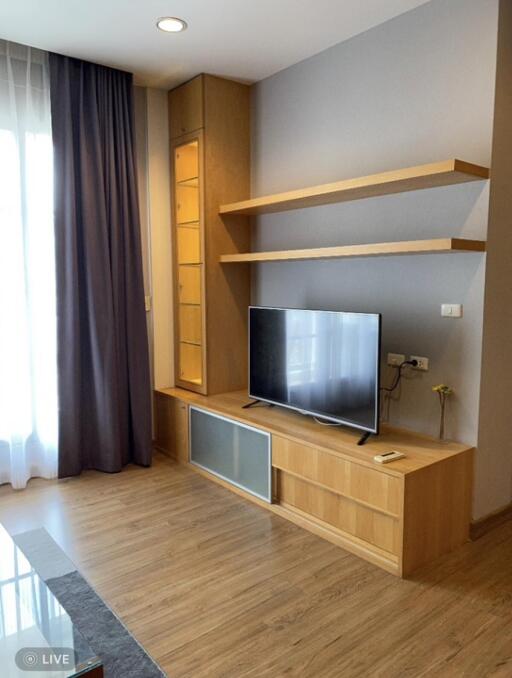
[219,238,486,264]
[219,159,490,216]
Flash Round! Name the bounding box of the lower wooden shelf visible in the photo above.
[220,238,486,264]
[154,387,474,577]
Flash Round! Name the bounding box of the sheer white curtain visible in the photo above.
[0,41,58,488]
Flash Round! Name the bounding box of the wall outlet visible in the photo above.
[410,355,429,371]
[387,353,406,367]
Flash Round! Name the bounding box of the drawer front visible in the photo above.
[278,472,400,555]
[272,436,402,516]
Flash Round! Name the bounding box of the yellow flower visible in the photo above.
[432,384,454,396]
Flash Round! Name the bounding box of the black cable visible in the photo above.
[381,359,418,394]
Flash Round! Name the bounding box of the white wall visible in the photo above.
[134,86,173,391]
[147,89,173,390]
[250,0,499,517]
[133,86,153,379]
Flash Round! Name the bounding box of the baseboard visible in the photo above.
[470,501,512,540]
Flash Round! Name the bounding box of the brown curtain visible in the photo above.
[49,53,151,477]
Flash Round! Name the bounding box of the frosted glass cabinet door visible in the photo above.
[189,407,271,502]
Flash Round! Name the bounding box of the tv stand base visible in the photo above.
[357,431,372,446]
[155,387,474,578]
[242,399,275,410]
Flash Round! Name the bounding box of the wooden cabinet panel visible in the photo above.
[401,453,473,575]
[173,400,189,463]
[178,265,201,304]
[177,226,201,264]
[154,394,189,462]
[179,305,202,345]
[278,471,400,555]
[154,393,173,454]
[169,76,203,139]
[272,436,402,516]
[179,343,202,383]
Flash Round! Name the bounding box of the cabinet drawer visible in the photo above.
[169,76,203,139]
[272,436,402,516]
[278,472,400,555]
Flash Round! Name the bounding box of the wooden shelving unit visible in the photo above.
[219,159,489,216]
[220,238,486,264]
[159,105,483,574]
[169,74,251,395]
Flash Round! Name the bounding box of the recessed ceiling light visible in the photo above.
[156,17,188,33]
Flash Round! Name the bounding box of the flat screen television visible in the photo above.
[249,307,381,435]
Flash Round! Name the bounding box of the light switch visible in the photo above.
[145,295,151,312]
[441,304,462,318]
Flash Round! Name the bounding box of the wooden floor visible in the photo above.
[0,453,511,677]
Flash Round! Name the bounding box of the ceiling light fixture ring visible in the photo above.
[156,17,188,33]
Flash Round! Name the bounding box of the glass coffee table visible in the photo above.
[0,524,103,677]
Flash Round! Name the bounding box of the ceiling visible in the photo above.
[0,0,431,89]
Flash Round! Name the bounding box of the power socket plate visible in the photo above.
[410,355,429,371]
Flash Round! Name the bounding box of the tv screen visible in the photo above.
[249,307,381,433]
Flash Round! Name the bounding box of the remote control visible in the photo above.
[373,450,406,464]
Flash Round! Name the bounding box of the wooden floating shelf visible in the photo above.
[219,159,489,216]
[219,238,486,264]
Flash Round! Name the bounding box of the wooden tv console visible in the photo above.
[154,387,473,578]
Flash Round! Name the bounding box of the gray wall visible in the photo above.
[250,0,498,513]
